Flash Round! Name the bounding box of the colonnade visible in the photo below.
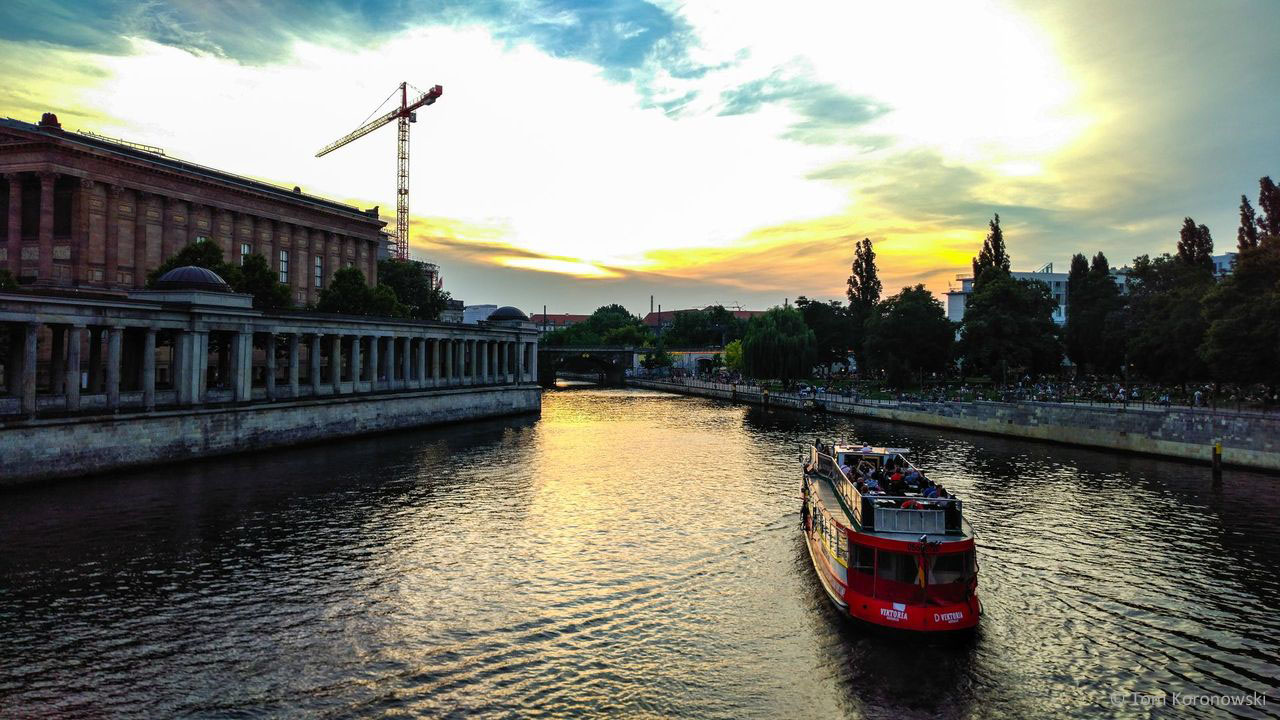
[1,316,538,418]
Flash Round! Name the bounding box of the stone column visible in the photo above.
[401,336,411,389]
[21,322,37,416]
[331,333,343,395]
[230,331,251,402]
[456,340,465,385]
[65,325,82,411]
[73,178,90,286]
[194,330,209,403]
[265,333,277,401]
[528,341,537,382]
[86,327,102,393]
[4,173,21,275]
[106,326,123,410]
[50,325,65,395]
[37,171,55,283]
[506,341,515,383]
[369,335,380,390]
[188,203,203,245]
[134,191,151,284]
[310,333,323,396]
[429,338,440,387]
[105,184,121,287]
[142,327,156,410]
[173,330,191,405]
[351,335,363,391]
[477,340,487,384]
[416,338,427,389]
[288,333,300,398]
[442,339,453,385]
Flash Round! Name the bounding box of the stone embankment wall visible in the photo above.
[0,385,540,486]
[628,379,1280,472]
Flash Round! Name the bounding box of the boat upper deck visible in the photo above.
[805,442,971,542]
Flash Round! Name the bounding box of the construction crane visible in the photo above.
[316,81,443,260]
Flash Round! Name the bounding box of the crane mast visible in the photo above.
[316,81,443,261]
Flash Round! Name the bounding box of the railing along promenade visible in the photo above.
[628,376,1280,472]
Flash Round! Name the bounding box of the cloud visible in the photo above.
[718,68,889,145]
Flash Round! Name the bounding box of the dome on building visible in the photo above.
[488,305,529,322]
[153,266,232,293]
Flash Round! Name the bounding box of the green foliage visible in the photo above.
[1238,194,1260,252]
[795,296,855,373]
[146,242,293,311]
[1260,176,1280,239]
[660,305,746,347]
[1124,253,1213,383]
[959,271,1061,382]
[1064,251,1126,374]
[971,213,1010,284]
[846,237,881,369]
[862,285,954,386]
[741,306,816,382]
[376,259,450,320]
[0,269,16,291]
[544,304,649,347]
[317,266,406,317]
[723,339,743,371]
[1176,217,1215,271]
[237,253,292,311]
[1199,239,1280,385]
[641,347,674,369]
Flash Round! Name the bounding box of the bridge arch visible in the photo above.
[536,347,638,387]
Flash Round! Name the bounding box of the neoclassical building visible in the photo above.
[0,112,385,305]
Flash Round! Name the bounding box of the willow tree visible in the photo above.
[741,306,816,384]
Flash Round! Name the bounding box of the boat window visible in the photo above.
[851,544,874,575]
[930,552,969,584]
[876,550,919,584]
[837,532,848,565]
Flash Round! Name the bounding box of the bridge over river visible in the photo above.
[536,346,729,387]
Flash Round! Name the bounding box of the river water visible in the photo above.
[2,387,1278,719]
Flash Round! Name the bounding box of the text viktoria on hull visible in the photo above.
[802,441,980,632]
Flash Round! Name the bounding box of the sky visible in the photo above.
[1,0,1277,317]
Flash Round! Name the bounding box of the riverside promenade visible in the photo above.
[628,377,1280,472]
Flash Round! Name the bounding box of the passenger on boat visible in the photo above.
[922,480,939,498]
[839,459,853,478]
[904,468,923,487]
[864,475,882,492]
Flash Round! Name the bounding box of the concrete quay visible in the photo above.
[628,378,1280,472]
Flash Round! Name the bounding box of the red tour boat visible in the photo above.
[801,441,980,631]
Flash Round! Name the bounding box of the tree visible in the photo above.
[317,266,406,317]
[1064,253,1090,367]
[237,253,292,311]
[0,269,16,291]
[723,339,743,371]
[862,285,954,386]
[543,304,649,347]
[1176,217,1214,271]
[971,213,1010,283]
[1259,176,1280,239]
[1238,195,1260,251]
[377,259,450,320]
[1125,253,1212,384]
[1066,252,1126,375]
[661,305,745,347]
[845,237,881,370]
[959,272,1061,383]
[795,296,855,374]
[1199,239,1280,387]
[741,306,816,384]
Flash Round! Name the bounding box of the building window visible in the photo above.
[240,242,251,265]
[314,256,324,289]
[279,250,289,284]
[195,235,209,244]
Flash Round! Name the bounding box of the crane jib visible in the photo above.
[313,81,443,261]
